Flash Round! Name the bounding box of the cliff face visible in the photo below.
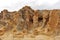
[0,6,60,37]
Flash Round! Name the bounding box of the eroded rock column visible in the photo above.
[33,11,39,28]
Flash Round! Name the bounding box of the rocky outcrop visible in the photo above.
[0,6,60,37]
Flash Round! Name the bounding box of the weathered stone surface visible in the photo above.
[0,6,60,40]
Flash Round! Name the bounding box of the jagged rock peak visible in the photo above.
[18,6,34,12]
[22,6,32,10]
[2,9,8,13]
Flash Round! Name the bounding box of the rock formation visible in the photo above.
[0,6,60,37]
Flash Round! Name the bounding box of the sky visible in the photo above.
[0,0,60,11]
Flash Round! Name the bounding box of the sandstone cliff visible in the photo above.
[0,6,60,38]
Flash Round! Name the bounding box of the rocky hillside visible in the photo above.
[0,6,60,39]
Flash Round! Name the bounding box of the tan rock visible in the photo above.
[0,6,60,40]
